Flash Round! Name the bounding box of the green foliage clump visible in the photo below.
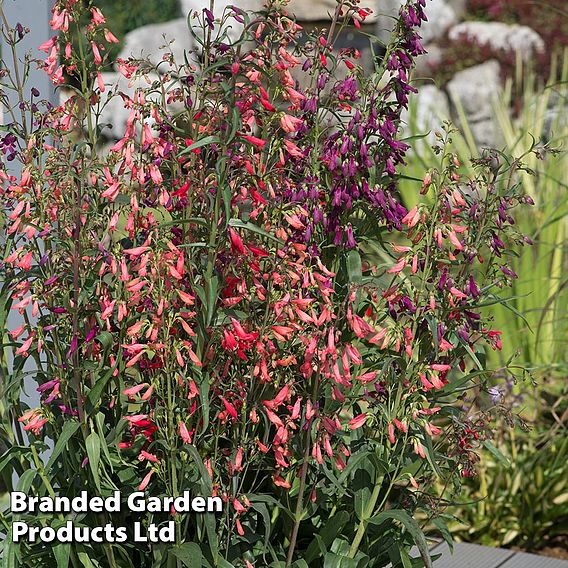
[448,379,568,552]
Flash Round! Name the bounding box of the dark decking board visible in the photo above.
[422,542,568,568]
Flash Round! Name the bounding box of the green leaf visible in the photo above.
[0,446,31,475]
[228,218,282,244]
[368,510,432,568]
[305,511,350,563]
[197,372,210,435]
[347,250,363,283]
[178,136,221,155]
[352,456,375,520]
[169,543,203,568]
[432,518,454,553]
[86,431,101,491]
[86,356,120,412]
[323,552,359,568]
[2,538,18,568]
[398,545,413,568]
[95,331,114,350]
[77,551,98,567]
[46,420,80,472]
[95,413,113,473]
[16,469,36,494]
[53,544,71,568]
[482,439,511,468]
[205,276,219,327]
[421,434,442,477]
[186,446,218,559]
[250,501,271,549]
[226,107,240,144]
[459,340,485,371]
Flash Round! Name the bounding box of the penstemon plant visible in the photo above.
[0,0,532,567]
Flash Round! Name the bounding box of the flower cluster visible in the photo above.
[0,0,531,565]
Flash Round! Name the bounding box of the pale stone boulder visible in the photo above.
[118,19,197,72]
[93,72,191,140]
[420,0,457,44]
[375,0,456,46]
[286,0,380,22]
[94,72,158,139]
[375,0,404,45]
[405,84,450,127]
[448,21,544,61]
[402,84,450,144]
[181,0,262,43]
[414,44,444,78]
[445,0,466,19]
[447,60,504,147]
[286,0,339,21]
[182,0,381,26]
[447,60,501,123]
[468,119,504,149]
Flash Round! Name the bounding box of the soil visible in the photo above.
[513,538,568,560]
[538,546,568,560]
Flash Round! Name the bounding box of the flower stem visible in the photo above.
[348,478,382,558]
[285,426,311,567]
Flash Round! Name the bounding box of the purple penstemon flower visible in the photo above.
[488,387,503,404]
[66,335,78,359]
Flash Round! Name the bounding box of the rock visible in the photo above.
[447,60,504,147]
[289,22,378,94]
[445,0,467,19]
[181,0,381,25]
[286,0,380,22]
[181,0,262,44]
[181,0,261,15]
[420,0,457,44]
[447,60,501,122]
[468,118,503,149]
[94,72,167,139]
[118,19,197,72]
[286,0,341,21]
[375,0,456,47]
[402,84,450,142]
[448,21,544,61]
[414,44,444,78]
[375,0,404,46]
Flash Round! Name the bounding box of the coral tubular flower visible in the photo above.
[19,409,47,435]
[241,135,267,149]
[349,413,367,430]
[280,114,303,133]
[179,421,192,444]
[91,7,106,25]
[138,470,154,491]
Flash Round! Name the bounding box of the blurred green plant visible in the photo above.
[448,379,568,551]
